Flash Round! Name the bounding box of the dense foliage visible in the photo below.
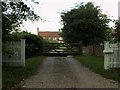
[2,1,40,41]
[8,31,44,58]
[2,1,43,58]
[114,20,120,41]
[22,34,44,58]
[61,2,110,45]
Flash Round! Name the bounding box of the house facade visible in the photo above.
[37,28,63,43]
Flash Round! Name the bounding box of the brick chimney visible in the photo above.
[37,28,39,35]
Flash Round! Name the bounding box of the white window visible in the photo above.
[59,37,63,40]
[48,37,51,40]
[54,37,57,40]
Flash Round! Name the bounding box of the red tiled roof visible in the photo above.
[38,31,60,37]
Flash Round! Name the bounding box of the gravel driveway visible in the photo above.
[23,56,119,88]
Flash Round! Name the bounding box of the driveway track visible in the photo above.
[23,57,119,88]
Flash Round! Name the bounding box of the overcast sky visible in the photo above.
[22,0,120,34]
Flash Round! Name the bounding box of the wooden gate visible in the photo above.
[43,42,82,56]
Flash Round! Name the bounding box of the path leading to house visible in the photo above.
[23,56,118,88]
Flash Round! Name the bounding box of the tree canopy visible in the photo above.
[114,20,120,41]
[2,1,40,41]
[60,2,110,45]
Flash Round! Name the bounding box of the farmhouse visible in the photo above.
[37,28,63,43]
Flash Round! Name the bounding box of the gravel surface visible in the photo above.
[22,57,119,88]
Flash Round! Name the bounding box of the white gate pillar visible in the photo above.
[103,41,109,69]
[103,41,113,69]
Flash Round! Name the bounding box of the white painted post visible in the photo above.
[21,39,25,67]
[104,41,109,69]
[104,41,109,50]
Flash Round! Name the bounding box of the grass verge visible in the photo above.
[2,56,45,89]
[75,55,120,82]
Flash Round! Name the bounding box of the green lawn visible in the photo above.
[75,55,120,82]
[2,56,45,89]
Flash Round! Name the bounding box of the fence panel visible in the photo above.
[103,41,120,69]
[82,45,103,56]
[3,39,25,67]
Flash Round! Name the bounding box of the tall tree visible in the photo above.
[2,1,40,41]
[61,2,110,45]
[114,20,120,41]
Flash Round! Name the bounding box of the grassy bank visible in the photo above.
[75,55,120,82]
[2,56,45,89]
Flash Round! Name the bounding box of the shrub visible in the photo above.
[3,31,45,58]
[22,34,44,58]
